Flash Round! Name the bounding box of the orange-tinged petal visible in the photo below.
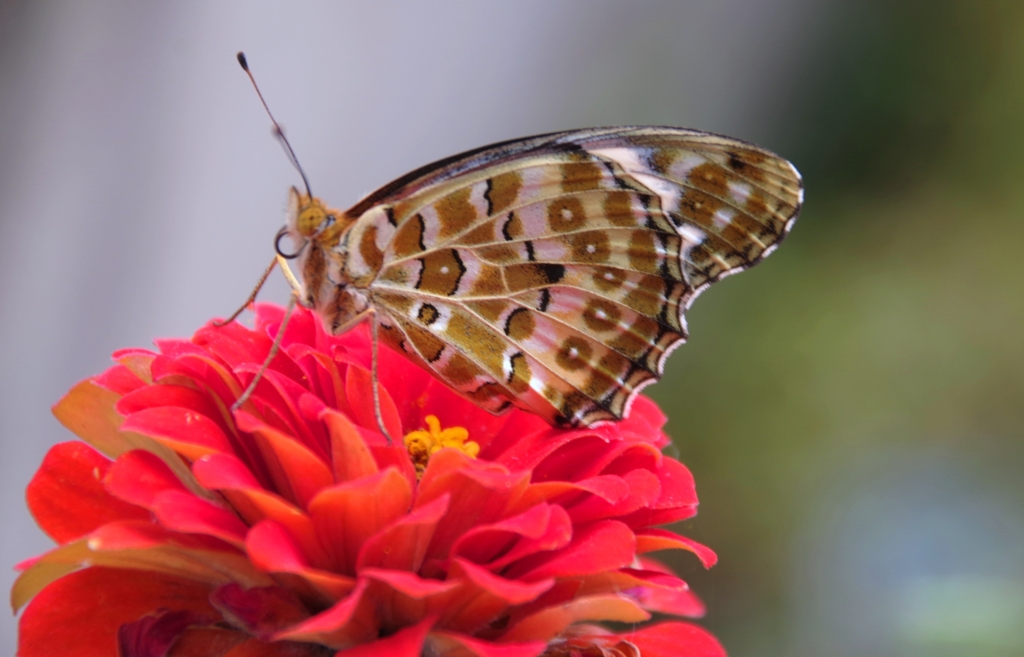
[320,407,378,483]
[53,380,200,495]
[12,522,273,610]
[572,566,683,600]
[51,380,134,458]
[344,365,402,438]
[246,520,356,604]
[236,411,333,509]
[416,451,531,563]
[356,493,449,572]
[195,453,334,570]
[110,349,156,384]
[635,528,718,568]
[289,344,346,410]
[501,595,650,643]
[308,468,411,575]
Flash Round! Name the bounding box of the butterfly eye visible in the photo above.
[312,214,336,238]
[275,226,305,260]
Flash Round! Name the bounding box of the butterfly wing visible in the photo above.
[343,127,802,427]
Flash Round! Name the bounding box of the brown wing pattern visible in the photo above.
[347,127,801,426]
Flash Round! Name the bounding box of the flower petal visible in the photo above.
[319,406,378,483]
[12,521,273,610]
[308,467,412,575]
[152,490,249,547]
[196,454,334,571]
[450,504,572,572]
[501,595,649,642]
[246,520,356,604]
[119,608,214,657]
[356,493,449,572]
[166,627,249,656]
[117,383,225,427]
[272,579,377,648]
[236,411,334,510]
[26,442,149,544]
[210,583,311,641]
[428,630,547,657]
[505,520,636,582]
[441,559,553,634]
[333,615,433,657]
[18,567,215,657]
[619,621,727,657]
[416,451,530,562]
[635,529,718,568]
[344,364,402,438]
[122,406,234,460]
[94,362,147,395]
[105,449,191,507]
[564,469,662,524]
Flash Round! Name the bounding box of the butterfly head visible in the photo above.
[287,188,348,240]
[280,187,352,258]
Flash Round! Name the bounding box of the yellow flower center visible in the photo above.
[403,415,478,477]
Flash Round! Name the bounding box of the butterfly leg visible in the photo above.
[276,253,303,296]
[232,291,298,412]
[322,307,395,445]
[370,311,394,445]
[213,255,279,327]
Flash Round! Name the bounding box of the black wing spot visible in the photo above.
[727,152,748,173]
[538,288,551,312]
[484,178,495,216]
[417,303,439,325]
[539,263,564,284]
[502,211,518,241]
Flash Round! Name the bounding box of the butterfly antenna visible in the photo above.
[237,51,313,198]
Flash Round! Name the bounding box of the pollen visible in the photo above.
[403,415,479,477]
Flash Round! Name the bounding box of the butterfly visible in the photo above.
[274,126,802,428]
[232,55,803,431]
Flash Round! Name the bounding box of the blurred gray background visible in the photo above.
[1,2,1022,655]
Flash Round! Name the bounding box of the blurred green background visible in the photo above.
[655,2,1024,655]
[1,2,1021,655]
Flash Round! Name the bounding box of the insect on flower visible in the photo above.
[227,52,803,438]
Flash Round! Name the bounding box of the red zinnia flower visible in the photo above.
[14,304,724,657]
